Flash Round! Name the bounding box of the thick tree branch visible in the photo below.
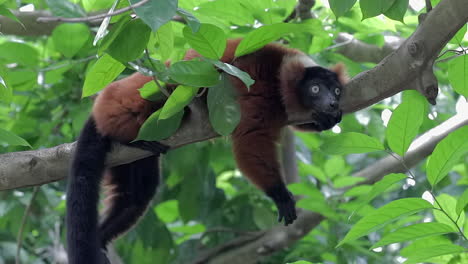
[0,0,466,191]
[193,110,468,264]
[341,0,468,112]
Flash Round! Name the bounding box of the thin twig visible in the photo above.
[426,0,433,12]
[384,150,416,180]
[431,193,468,241]
[16,187,40,264]
[39,55,97,72]
[37,0,150,23]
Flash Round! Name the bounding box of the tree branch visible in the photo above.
[36,0,150,23]
[193,110,468,264]
[0,0,466,191]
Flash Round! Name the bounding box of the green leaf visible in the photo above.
[0,78,12,103]
[253,206,276,229]
[155,22,174,61]
[360,0,384,19]
[82,54,125,97]
[427,126,468,186]
[324,156,345,178]
[456,188,468,215]
[328,0,357,17]
[130,0,177,32]
[298,163,327,182]
[0,128,31,147]
[235,22,313,57]
[386,91,426,156]
[354,173,407,211]
[138,81,165,101]
[404,244,465,264]
[333,177,366,188]
[206,59,254,89]
[52,23,90,58]
[449,25,467,44]
[107,19,151,63]
[321,132,385,155]
[183,24,226,59]
[169,60,220,87]
[46,0,86,18]
[155,200,179,223]
[297,197,340,220]
[207,73,241,136]
[0,5,22,25]
[160,85,198,120]
[287,261,313,264]
[177,8,200,32]
[448,54,468,97]
[337,198,433,247]
[0,42,39,67]
[371,222,455,249]
[384,0,409,22]
[135,109,184,141]
[433,194,465,231]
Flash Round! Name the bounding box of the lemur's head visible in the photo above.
[280,55,347,131]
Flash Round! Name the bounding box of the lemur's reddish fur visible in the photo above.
[93,38,346,191]
[68,39,347,263]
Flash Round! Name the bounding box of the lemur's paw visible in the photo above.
[266,184,297,226]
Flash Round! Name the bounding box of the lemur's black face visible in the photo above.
[296,66,343,131]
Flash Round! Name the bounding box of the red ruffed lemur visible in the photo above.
[67,38,347,264]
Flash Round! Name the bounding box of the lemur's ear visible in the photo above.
[330,63,349,85]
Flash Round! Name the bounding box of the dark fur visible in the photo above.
[67,38,347,263]
[67,118,165,264]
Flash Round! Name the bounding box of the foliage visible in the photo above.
[0,0,467,264]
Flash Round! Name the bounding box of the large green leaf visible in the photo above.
[0,42,38,67]
[52,23,90,58]
[169,60,220,87]
[321,132,385,155]
[207,59,254,89]
[297,198,340,220]
[449,25,467,44]
[130,0,177,32]
[0,128,31,147]
[82,54,125,97]
[46,0,86,18]
[0,5,22,24]
[177,8,200,32]
[386,91,426,156]
[360,0,384,20]
[371,222,455,249]
[384,0,408,22]
[160,85,198,120]
[183,23,226,59]
[154,200,179,223]
[328,0,357,17]
[426,126,468,186]
[337,198,433,247]
[207,73,240,136]
[448,54,468,97]
[456,188,468,215]
[433,194,465,231]
[135,109,184,141]
[404,244,465,264]
[235,22,321,57]
[154,22,174,61]
[107,19,151,63]
[353,173,407,213]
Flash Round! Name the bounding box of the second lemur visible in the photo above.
[67,38,347,264]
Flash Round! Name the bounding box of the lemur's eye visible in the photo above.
[310,85,320,94]
[334,88,341,95]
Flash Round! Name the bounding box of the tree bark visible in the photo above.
[1,0,466,191]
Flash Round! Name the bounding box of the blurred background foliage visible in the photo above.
[0,0,467,263]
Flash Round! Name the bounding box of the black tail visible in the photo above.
[67,118,167,264]
[99,155,160,246]
[67,117,111,264]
